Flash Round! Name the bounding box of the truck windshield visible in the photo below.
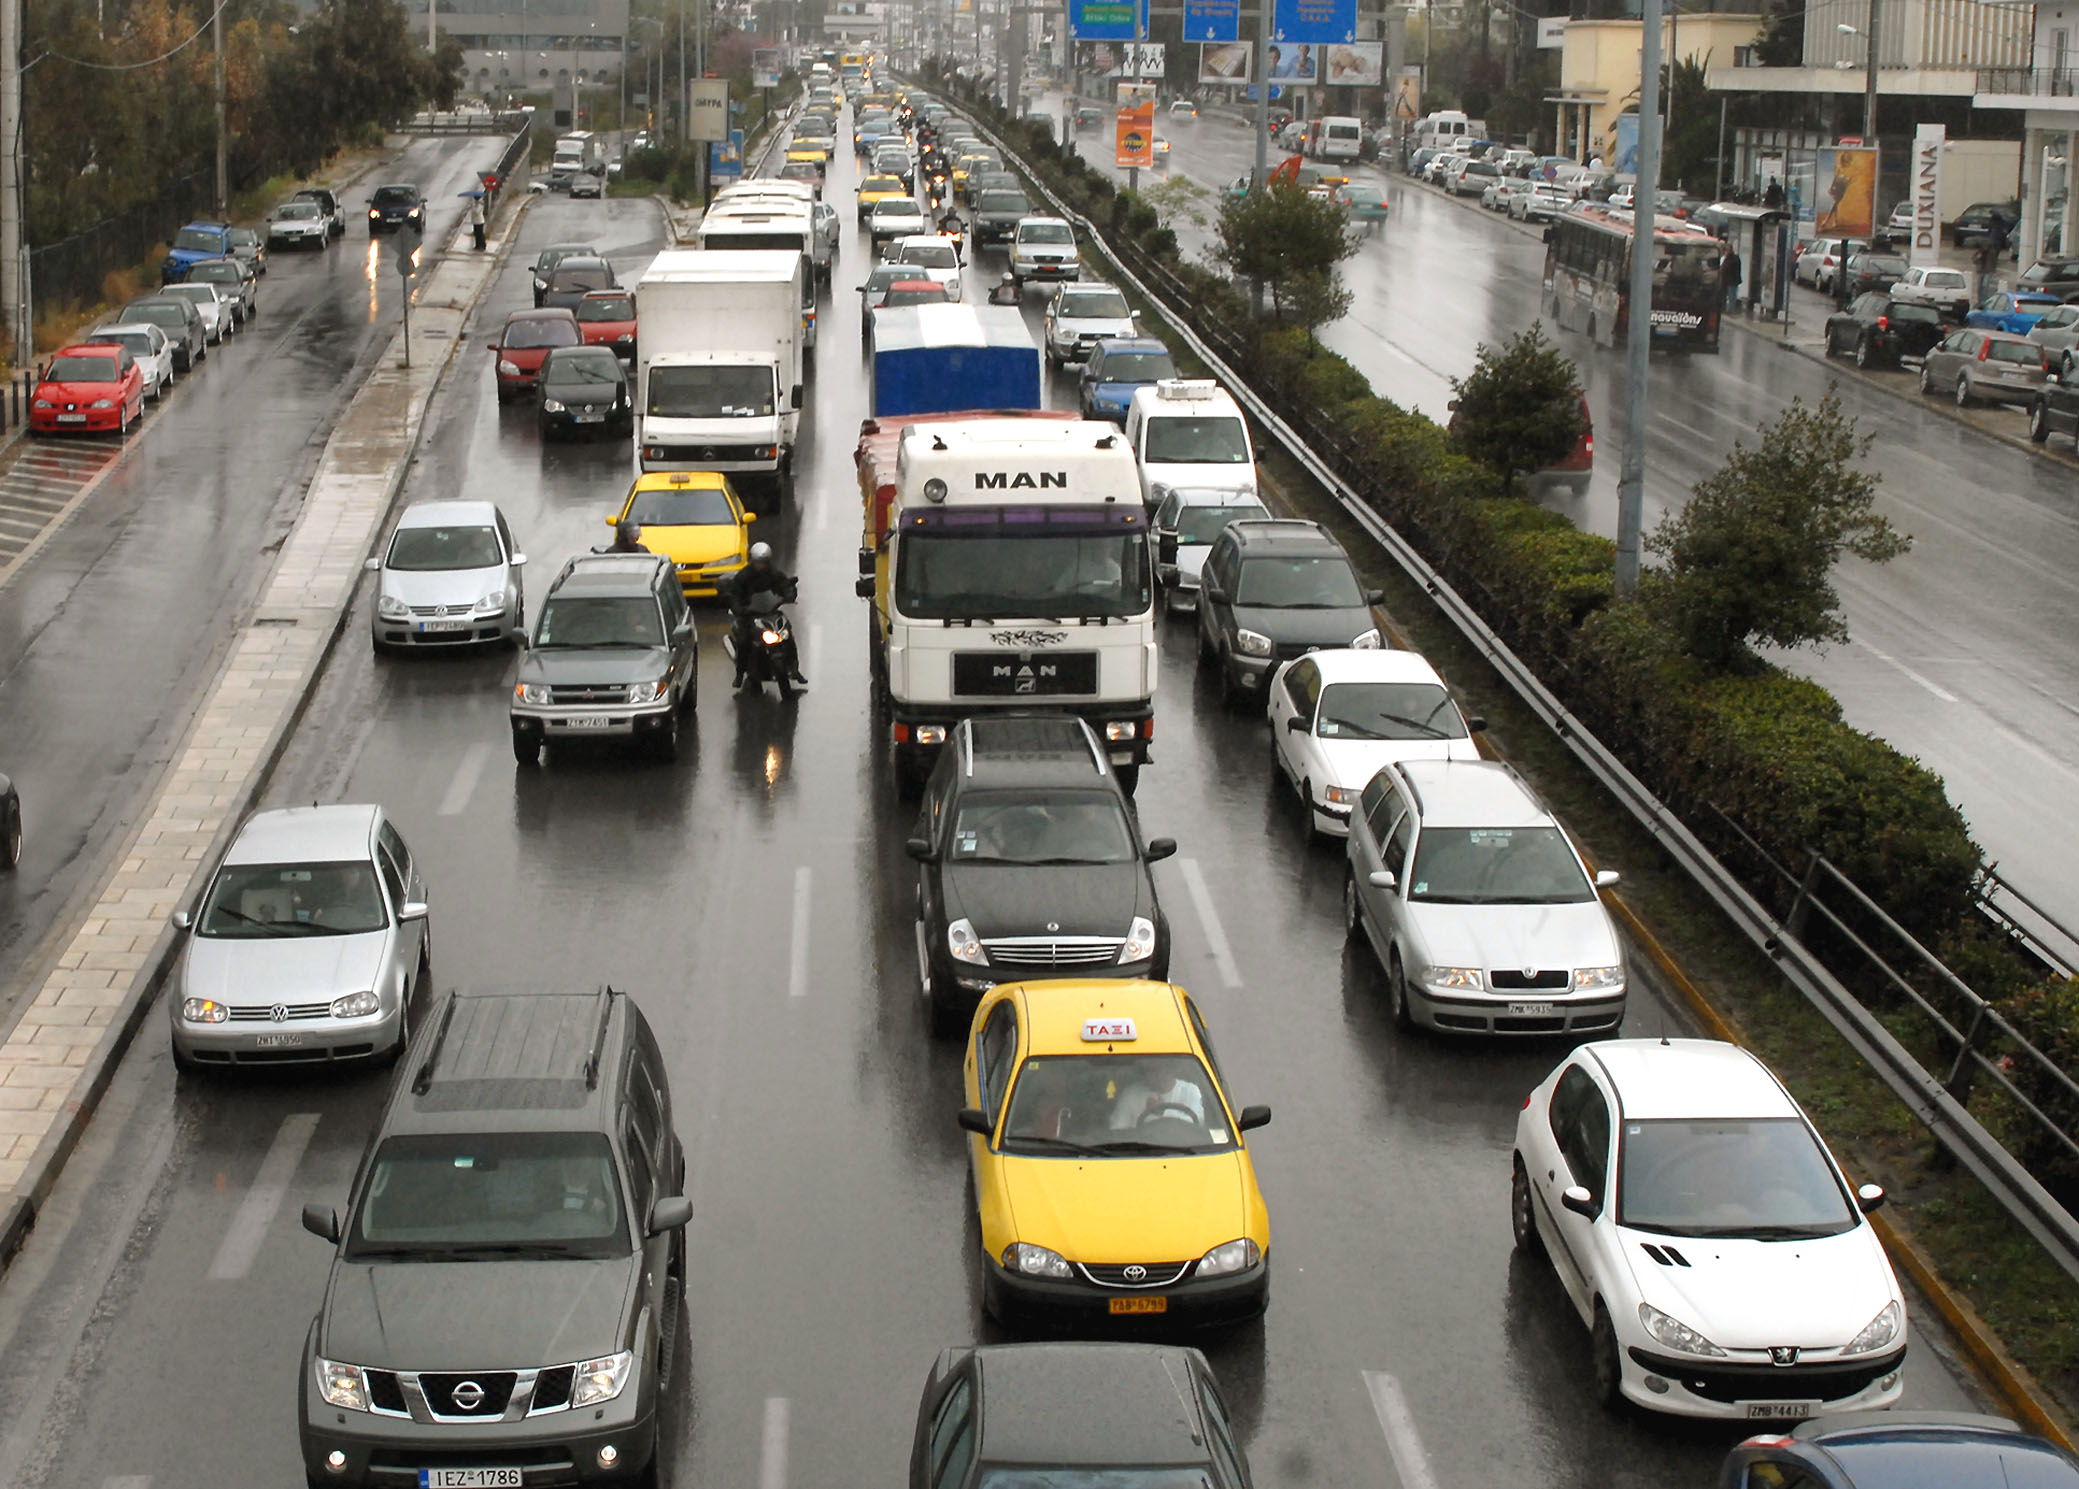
[648,365,775,418]
[895,532,1150,621]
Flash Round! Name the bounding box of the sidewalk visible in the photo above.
[0,197,531,1267]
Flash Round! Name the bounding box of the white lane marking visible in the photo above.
[437,740,492,816]
[102,1478,150,1489]
[788,867,813,999]
[1864,644,1960,703]
[1177,857,1242,988]
[815,491,830,531]
[759,1395,790,1489]
[1363,1371,1441,1489]
[207,1112,321,1281]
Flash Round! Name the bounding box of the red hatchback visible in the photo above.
[488,307,580,403]
[32,343,146,436]
[574,289,637,361]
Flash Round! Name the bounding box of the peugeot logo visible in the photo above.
[269,1003,289,1023]
[1122,1264,1148,1282]
[450,1379,486,1411]
[701,446,718,460]
[1769,1347,1799,1367]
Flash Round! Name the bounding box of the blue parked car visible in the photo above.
[1078,338,1179,423]
[160,220,233,283]
[1718,1410,2079,1488]
[1966,290,2063,335]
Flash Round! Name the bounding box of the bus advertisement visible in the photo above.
[1542,204,1724,353]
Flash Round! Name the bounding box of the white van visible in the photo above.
[1414,111,1470,154]
[1123,380,1257,511]
[1309,116,1364,163]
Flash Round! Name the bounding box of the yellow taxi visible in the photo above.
[958,979,1272,1328]
[608,470,754,598]
[953,151,1000,199]
[855,173,909,224]
[786,132,834,168]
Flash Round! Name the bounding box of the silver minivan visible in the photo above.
[169,804,430,1071]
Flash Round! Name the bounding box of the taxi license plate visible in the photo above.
[563,715,613,729]
[419,1470,524,1489]
[1742,1401,1820,1419]
[56,413,85,423]
[1108,1296,1167,1315]
[254,1033,304,1049]
[418,620,468,633]
[1507,1002,1557,1017]
[575,412,606,423]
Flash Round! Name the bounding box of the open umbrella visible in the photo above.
[457,186,486,198]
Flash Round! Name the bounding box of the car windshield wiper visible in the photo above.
[1090,1139,1199,1154]
[1408,893,1483,905]
[205,905,300,937]
[1000,1134,1103,1155]
[1372,712,1453,739]
[438,1242,604,1259]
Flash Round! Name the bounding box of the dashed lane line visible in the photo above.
[207,1112,320,1282]
[1363,1370,1441,1489]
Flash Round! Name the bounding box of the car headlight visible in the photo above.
[1322,783,1358,805]
[1198,1238,1260,1277]
[1350,628,1382,648]
[1233,628,1273,658]
[1573,965,1625,991]
[947,918,988,965]
[1842,1300,1902,1355]
[533,277,548,292]
[1117,916,1157,964]
[570,1350,633,1406]
[515,682,551,705]
[32,398,50,408]
[1638,1303,1727,1357]
[89,398,114,409]
[476,588,506,611]
[317,1358,370,1411]
[331,990,381,1019]
[626,678,669,704]
[1003,1242,1073,1278]
[498,359,522,376]
[542,398,566,413]
[376,593,409,618]
[181,997,229,1023]
[368,208,379,218]
[1422,965,1483,991]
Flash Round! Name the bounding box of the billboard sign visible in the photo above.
[710,128,744,183]
[1537,16,1566,47]
[752,48,782,88]
[1814,144,1876,237]
[1116,99,1155,168]
[1183,0,1240,43]
[1322,41,1382,86]
[1071,0,1149,41]
[1393,64,1420,119]
[1200,41,1252,82]
[1264,40,1320,83]
[1910,123,1945,268]
[1116,42,1165,75]
[1271,0,1355,46]
[687,78,731,142]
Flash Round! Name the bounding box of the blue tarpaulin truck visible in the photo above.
[869,304,1041,417]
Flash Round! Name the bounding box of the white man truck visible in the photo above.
[634,250,805,498]
[855,413,1157,795]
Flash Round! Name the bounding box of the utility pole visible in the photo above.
[679,0,689,144]
[1,0,22,363]
[1127,0,1142,192]
[1862,0,1879,147]
[1616,0,1662,596]
[215,0,229,216]
[695,0,707,204]
[1251,0,1268,190]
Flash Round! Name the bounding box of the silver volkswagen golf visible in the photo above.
[365,499,527,652]
[168,804,430,1071]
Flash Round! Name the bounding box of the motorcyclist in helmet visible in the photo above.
[722,541,804,690]
[605,518,649,553]
[937,203,966,264]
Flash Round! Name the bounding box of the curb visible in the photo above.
[0,191,533,1274]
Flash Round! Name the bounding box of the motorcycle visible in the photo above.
[724,588,803,699]
[938,216,965,263]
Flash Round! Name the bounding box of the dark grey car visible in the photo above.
[510,553,699,763]
[120,295,206,372]
[542,255,620,311]
[2016,257,2079,300]
[1195,519,1384,709]
[1920,326,2049,407]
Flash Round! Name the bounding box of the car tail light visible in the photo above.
[1877,316,1888,330]
[1979,341,1991,361]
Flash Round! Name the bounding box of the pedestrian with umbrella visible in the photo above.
[462,187,487,250]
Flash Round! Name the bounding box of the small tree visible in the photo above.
[1282,271,1354,348]
[1648,388,1909,668]
[1447,323,1585,486]
[1212,179,1361,321]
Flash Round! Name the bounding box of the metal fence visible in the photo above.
[28,170,213,312]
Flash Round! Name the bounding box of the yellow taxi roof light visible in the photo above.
[1082,1017,1137,1042]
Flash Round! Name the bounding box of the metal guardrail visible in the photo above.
[939,94,2079,1287]
[405,110,533,135]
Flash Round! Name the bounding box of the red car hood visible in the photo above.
[580,319,636,341]
[37,377,124,402]
[497,345,560,370]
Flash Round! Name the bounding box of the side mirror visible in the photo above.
[1561,1184,1597,1218]
[1285,714,1309,734]
[1366,588,1386,604]
[363,557,381,572]
[904,836,938,863]
[647,1195,694,1234]
[858,548,876,576]
[605,515,621,526]
[1465,715,1487,732]
[855,576,874,598]
[1856,1183,1887,1214]
[510,553,527,567]
[792,384,805,408]
[487,341,500,350]
[1367,869,1396,890]
[170,909,193,931]
[955,1107,991,1136]
[1593,869,1621,889]
[301,1203,341,1243]
[1237,1104,1271,1131]
[398,900,430,922]
[1145,836,1178,862]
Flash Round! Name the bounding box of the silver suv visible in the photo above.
[510,553,699,763]
[1010,216,1080,290]
[1342,759,1626,1035]
[168,804,430,1071]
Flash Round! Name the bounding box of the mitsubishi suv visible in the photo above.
[298,986,689,1489]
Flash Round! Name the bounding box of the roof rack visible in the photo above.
[583,985,618,1090]
[410,992,461,1095]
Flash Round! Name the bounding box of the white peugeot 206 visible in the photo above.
[1511,1038,1907,1421]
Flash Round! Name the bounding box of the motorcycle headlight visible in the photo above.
[330,990,381,1019]
[1003,1242,1072,1278]
[1117,916,1157,964]
[1573,964,1625,991]
[542,398,566,413]
[1197,1238,1260,1277]
[515,682,551,705]
[947,918,988,965]
[476,588,506,611]
[760,627,784,646]
[317,1358,370,1411]
[1842,1300,1902,1355]
[570,1350,633,1406]
[376,593,409,618]
[498,359,522,376]
[1638,1303,1727,1358]
[181,997,229,1023]
[1233,628,1273,658]
[1350,628,1382,648]
[1422,965,1483,991]
[626,678,669,704]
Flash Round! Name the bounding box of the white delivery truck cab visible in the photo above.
[634,250,806,497]
[1122,380,1257,513]
[1310,116,1364,162]
[550,131,604,188]
[696,203,820,351]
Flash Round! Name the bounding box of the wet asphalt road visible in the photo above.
[0,134,511,1014]
[0,140,1990,1489]
[1044,97,2079,955]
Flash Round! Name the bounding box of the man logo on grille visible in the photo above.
[270,1003,289,1023]
[451,1379,486,1410]
[1123,1264,1147,1282]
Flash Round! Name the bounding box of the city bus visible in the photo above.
[1542,204,1724,353]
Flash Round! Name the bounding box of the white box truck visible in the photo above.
[634,250,806,499]
[550,131,605,189]
[696,202,821,351]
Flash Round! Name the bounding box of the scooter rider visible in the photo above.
[605,519,649,553]
[938,203,966,264]
[723,542,805,690]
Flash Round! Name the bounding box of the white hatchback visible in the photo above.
[1511,1039,1907,1421]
